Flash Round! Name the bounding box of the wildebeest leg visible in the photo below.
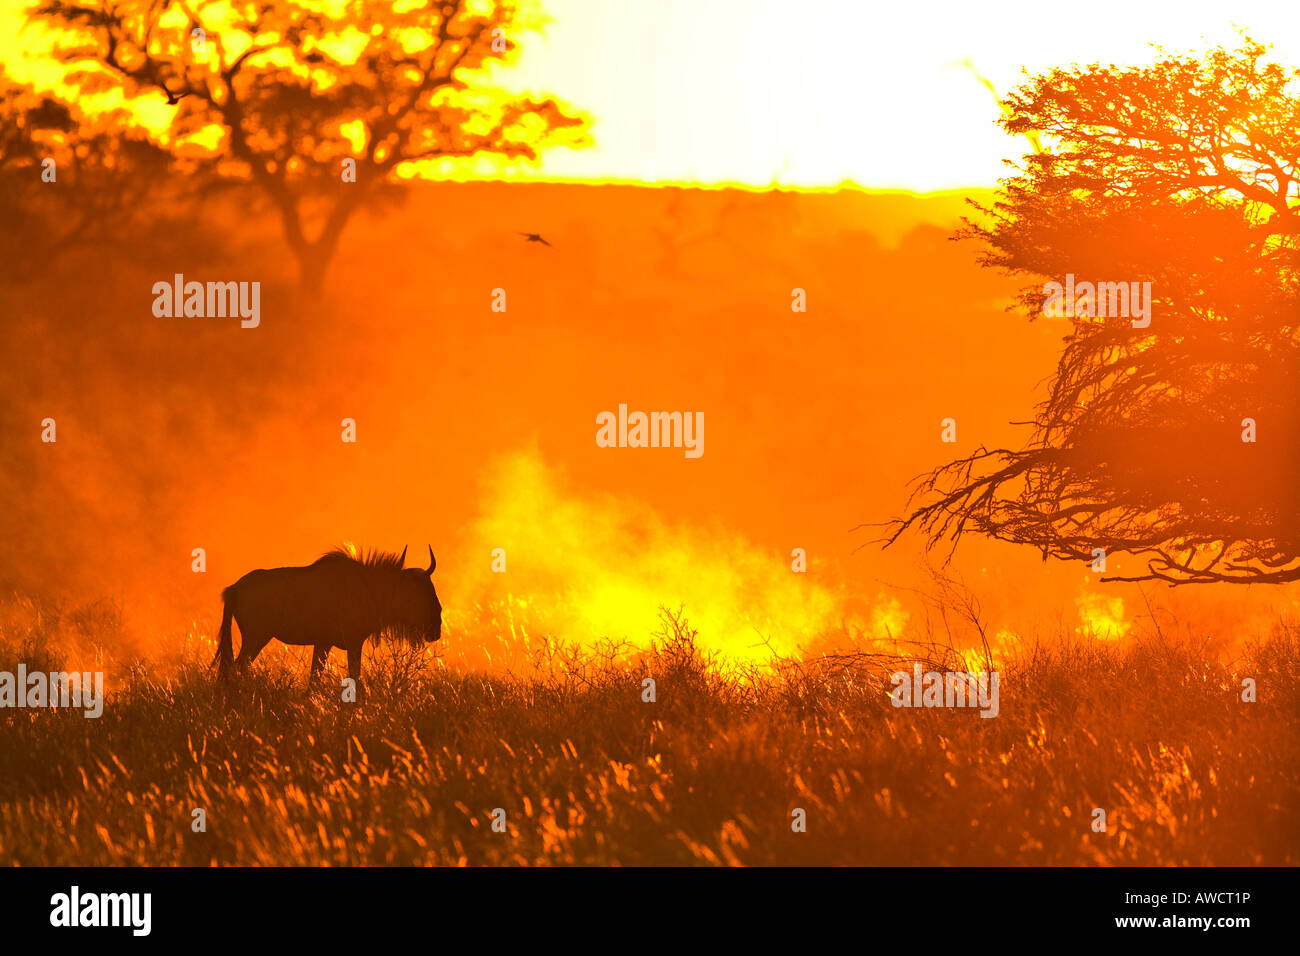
[235,631,272,673]
[347,644,364,699]
[309,644,329,685]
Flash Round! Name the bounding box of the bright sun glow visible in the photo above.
[4,0,1300,192]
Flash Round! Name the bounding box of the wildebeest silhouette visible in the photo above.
[212,545,442,690]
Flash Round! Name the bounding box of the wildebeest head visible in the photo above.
[391,545,442,644]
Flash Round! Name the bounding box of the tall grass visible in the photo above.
[0,596,1294,865]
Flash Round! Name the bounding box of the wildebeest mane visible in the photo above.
[312,546,429,648]
[314,546,406,571]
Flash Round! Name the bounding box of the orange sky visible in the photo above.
[4,0,1300,191]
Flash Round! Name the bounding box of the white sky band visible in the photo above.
[5,2,1296,192]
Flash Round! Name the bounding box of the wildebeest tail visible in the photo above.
[211,586,235,678]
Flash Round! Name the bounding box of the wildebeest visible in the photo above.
[212,545,442,689]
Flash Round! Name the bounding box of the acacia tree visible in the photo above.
[0,66,184,278]
[34,0,589,292]
[885,39,1300,585]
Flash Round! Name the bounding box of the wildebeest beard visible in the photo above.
[372,617,432,648]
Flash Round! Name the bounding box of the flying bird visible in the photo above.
[164,88,190,105]
[519,232,552,247]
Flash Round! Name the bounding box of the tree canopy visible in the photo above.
[33,0,589,290]
[0,65,188,278]
[886,38,1300,585]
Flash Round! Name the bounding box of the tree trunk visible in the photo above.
[297,245,333,298]
[275,190,362,297]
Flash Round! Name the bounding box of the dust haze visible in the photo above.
[3,183,1291,664]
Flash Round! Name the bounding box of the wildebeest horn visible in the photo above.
[427,546,436,575]
[399,545,408,566]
